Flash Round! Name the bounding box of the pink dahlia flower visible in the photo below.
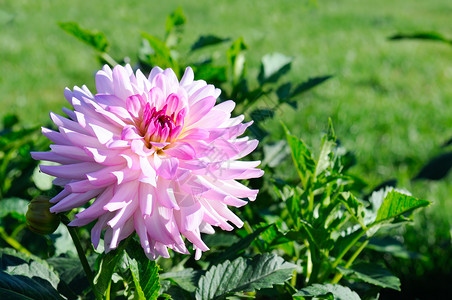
[32,64,263,259]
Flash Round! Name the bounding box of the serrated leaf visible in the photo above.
[196,254,296,300]
[283,124,315,183]
[160,269,202,293]
[293,283,361,300]
[338,262,400,290]
[124,239,160,300]
[59,22,109,52]
[191,35,230,51]
[47,255,96,296]
[0,249,63,300]
[371,191,430,226]
[258,53,293,84]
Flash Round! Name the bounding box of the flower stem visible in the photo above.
[331,240,369,284]
[61,214,102,300]
[0,227,32,255]
[100,52,118,67]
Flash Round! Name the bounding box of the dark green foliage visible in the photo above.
[195,254,296,300]
[0,249,64,300]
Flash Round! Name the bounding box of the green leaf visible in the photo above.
[94,237,130,296]
[141,32,178,72]
[258,53,293,84]
[250,108,275,123]
[0,248,63,300]
[366,237,426,260]
[58,22,109,52]
[47,256,97,296]
[32,163,54,191]
[315,120,336,177]
[210,224,271,264]
[293,283,361,300]
[165,6,186,36]
[290,75,333,97]
[340,192,366,228]
[283,124,315,184]
[262,140,289,168]
[2,114,19,129]
[160,269,202,293]
[191,35,230,51]
[338,262,401,290]
[0,198,28,220]
[227,37,247,83]
[286,193,302,230]
[195,254,296,300]
[371,191,430,226]
[124,239,160,300]
[389,31,452,45]
[202,232,240,248]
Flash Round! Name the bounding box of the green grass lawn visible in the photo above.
[1,0,451,294]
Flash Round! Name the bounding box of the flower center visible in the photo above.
[124,92,186,149]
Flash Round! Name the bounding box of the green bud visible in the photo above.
[26,196,60,235]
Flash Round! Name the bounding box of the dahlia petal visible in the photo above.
[148,66,164,82]
[34,64,263,260]
[62,107,77,121]
[49,188,71,204]
[42,127,70,145]
[139,183,155,216]
[74,187,114,220]
[164,142,195,160]
[103,181,139,211]
[108,198,138,228]
[91,213,111,249]
[96,69,113,94]
[200,222,215,234]
[113,65,134,100]
[188,84,214,105]
[134,210,151,253]
[40,162,103,179]
[180,67,194,87]
[50,145,92,161]
[84,147,126,165]
[182,230,209,251]
[156,179,179,209]
[60,128,105,149]
[185,96,217,126]
[31,151,79,164]
[50,112,86,133]
[50,188,101,213]
[177,200,203,232]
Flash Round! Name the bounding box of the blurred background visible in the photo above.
[1,0,451,298]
